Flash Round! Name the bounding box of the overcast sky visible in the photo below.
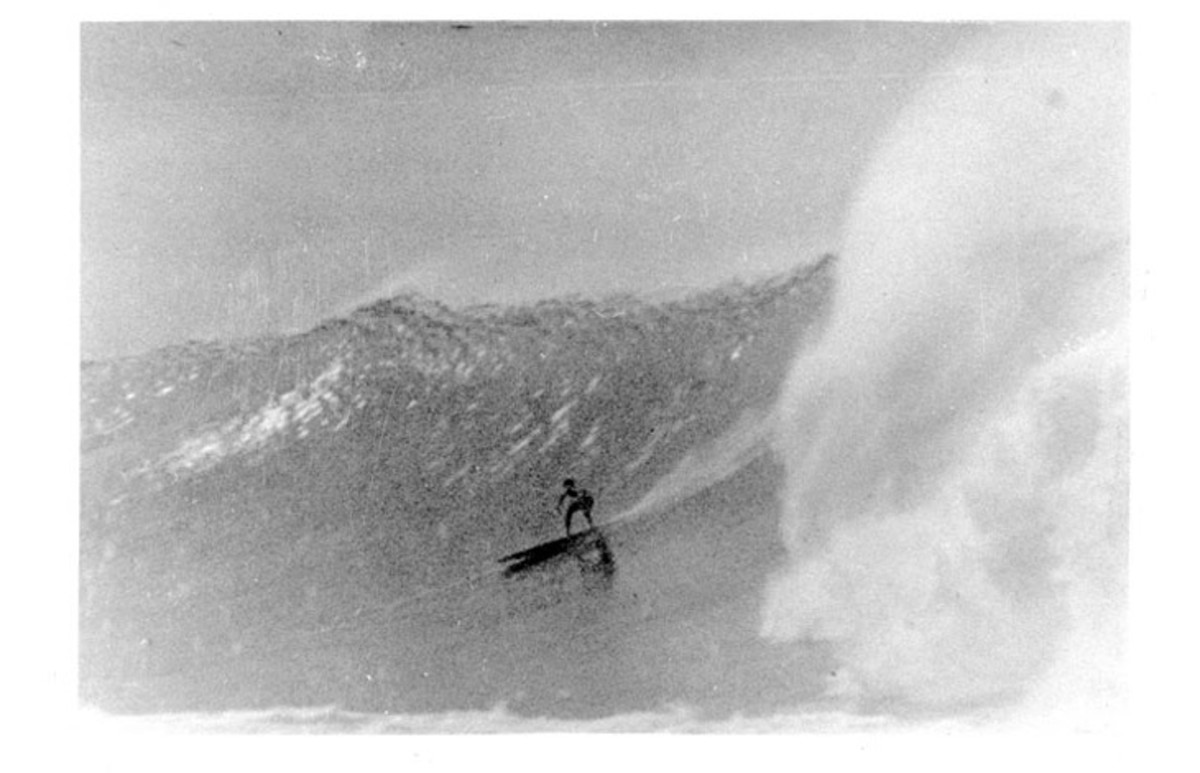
[81,21,982,360]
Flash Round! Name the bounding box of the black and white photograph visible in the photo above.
[76,17,1131,738]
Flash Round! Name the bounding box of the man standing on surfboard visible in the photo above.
[558,478,595,537]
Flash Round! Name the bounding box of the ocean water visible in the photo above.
[78,23,1128,734]
[81,259,837,722]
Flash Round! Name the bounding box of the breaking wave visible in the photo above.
[759,24,1128,715]
[77,23,1128,729]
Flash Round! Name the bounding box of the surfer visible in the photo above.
[558,478,595,537]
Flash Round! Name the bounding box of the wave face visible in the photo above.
[80,257,834,717]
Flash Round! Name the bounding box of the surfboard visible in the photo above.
[500,528,600,563]
[499,527,610,575]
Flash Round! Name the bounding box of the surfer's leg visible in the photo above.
[566,503,588,535]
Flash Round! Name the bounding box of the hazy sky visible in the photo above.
[82,21,982,360]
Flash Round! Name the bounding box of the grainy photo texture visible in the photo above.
[80,21,1128,732]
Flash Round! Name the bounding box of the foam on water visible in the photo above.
[760,24,1128,717]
